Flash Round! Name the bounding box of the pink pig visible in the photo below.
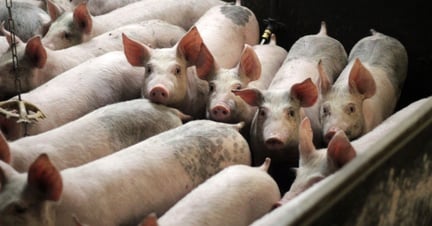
[0,51,144,140]
[0,19,185,99]
[42,0,223,50]
[0,99,190,172]
[140,158,280,226]
[320,29,408,142]
[0,120,251,226]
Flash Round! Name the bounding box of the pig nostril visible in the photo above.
[210,105,231,121]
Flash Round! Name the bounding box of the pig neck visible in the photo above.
[54,144,192,226]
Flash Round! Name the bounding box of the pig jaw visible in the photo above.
[320,90,366,142]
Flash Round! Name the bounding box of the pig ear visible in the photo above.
[327,130,356,168]
[73,3,93,35]
[258,157,271,172]
[317,59,332,95]
[138,213,159,226]
[47,0,64,21]
[348,58,376,98]
[291,78,318,107]
[0,132,11,164]
[177,26,215,80]
[25,36,47,68]
[232,88,264,107]
[238,44,261,83]
[27,154,63,201]
[122,33,151,67]
[298,117,317,166]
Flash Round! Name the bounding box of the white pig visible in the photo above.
[0,120,251,226]
[0,51,144,140]
[141,158,280,226]
[122,1,259,118]
[0,98,190,172]
[320,29,408,142]
[233,21,347,193]
[42,0,223,50]
[0,19,186,99]
[200,34,287,126]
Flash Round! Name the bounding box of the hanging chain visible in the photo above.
[5,0,28,135]
[6,0,23,101]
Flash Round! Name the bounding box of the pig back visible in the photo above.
[195,2,260,68]
[249,42,288,90]
[348,30,408,97]
[58,120,251,226]
[285,33,348,83]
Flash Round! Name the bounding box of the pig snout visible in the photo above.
[265,136,285,150]
[148,86,169,104]
[324,127,340,143]
[210,103,231,122]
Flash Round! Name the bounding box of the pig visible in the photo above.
[141,158,280,226]
[0,0,50,42]
[42,0,224,50]
[0,119,251,226]
[320,29,408,142]
[192,0,260,68]
[0,51,144,140]
[277,117,355,204]
[0,19,186,99]
[122,1,259,118]
[233,21,347,193]
[200,34,287,127]
[0,98,190,172]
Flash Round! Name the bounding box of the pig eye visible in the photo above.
[146,65,153,74]
[174,66,181,76]
[233,83,242,90]
[322,104,331,116]
[258,107,266,117]
[209,82,215,92]
[8,202,28,215]
[345,103,356,114]
[14,204,27,214]
[287,108,295,118]
[63,31,71,40]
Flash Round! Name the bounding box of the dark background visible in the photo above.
[236,0,431,110]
